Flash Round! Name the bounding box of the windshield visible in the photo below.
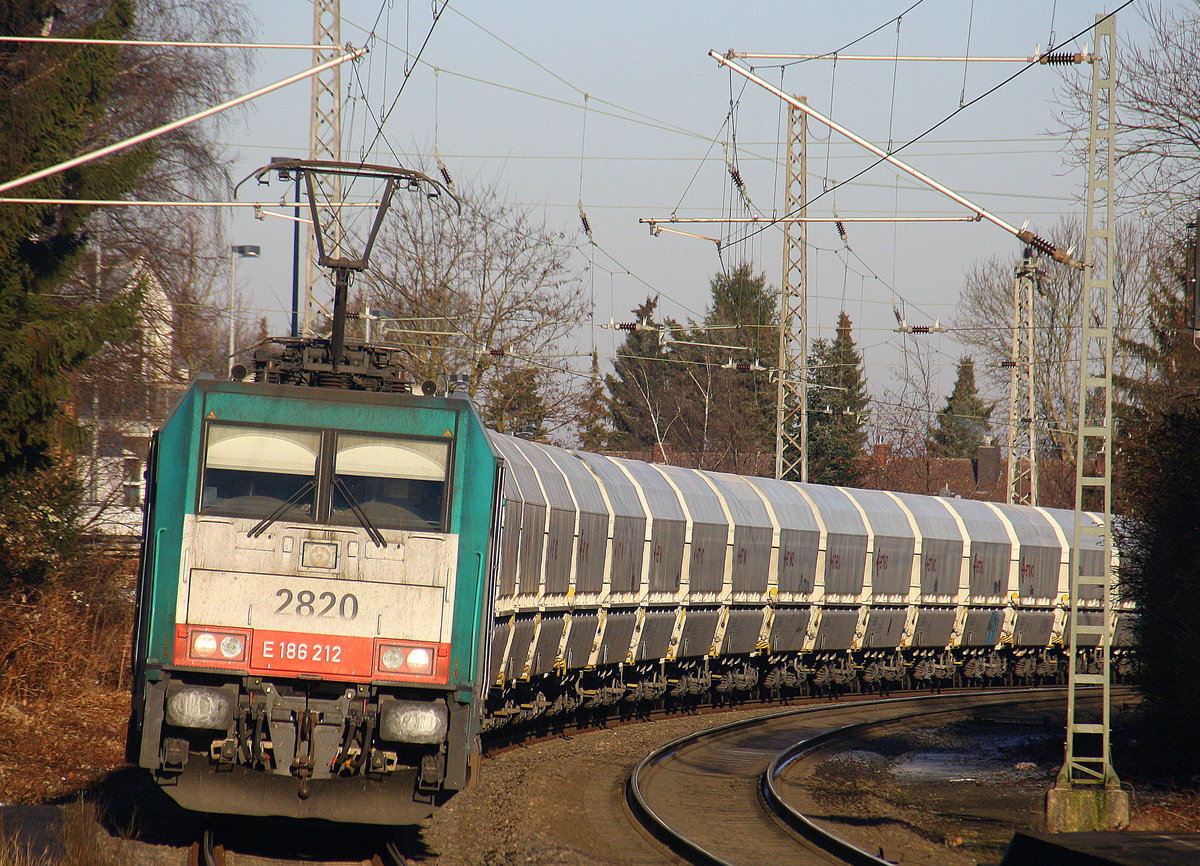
[201,425,319,520]
[331,434,449,531]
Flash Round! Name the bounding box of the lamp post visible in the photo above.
[228,244,261,378]
[272,156,302,338]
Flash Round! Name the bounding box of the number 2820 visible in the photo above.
[273,588,359,620]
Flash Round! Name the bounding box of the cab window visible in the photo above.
[331,434,449,531]
[201,425,319,520]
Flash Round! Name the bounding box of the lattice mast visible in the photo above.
[1060,12,1119,792]
[775,101,808,481]
[303,0,344,337]
[1006,252,1043,505]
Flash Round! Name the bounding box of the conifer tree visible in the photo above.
[482,366,550,440]
[703,263,777,448]
[1112,239,1200,773]
[806,312,870,486]
[605,297,678,450]
[928,357,993,458]
[0,0,151,477]
[576,351,612,450]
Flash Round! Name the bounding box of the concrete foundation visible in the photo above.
[1045,784,1131,832]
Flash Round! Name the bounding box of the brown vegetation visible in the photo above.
[0,549,133,805]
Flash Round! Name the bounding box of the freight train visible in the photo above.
[126,338,1131,825]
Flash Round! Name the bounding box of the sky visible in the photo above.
[219,0,1152,417]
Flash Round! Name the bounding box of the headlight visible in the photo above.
[192,633,218,656]
[380,646,407,670]
[378,699,448,744]
[219,635,245,659]
[188,630,247,662]
[377,644,435,676]
[166,685,234,730]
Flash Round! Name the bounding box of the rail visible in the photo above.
[627,688,1088,865]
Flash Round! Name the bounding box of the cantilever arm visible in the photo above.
[710,50,1083,270]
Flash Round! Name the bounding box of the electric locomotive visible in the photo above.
[127,341,499,823]
[126,159,1130,828]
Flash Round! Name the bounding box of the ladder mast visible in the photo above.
[1006,253,1043,506]
[1060,12,1119,793]
[304,0,344,337]
[776,102,809,481]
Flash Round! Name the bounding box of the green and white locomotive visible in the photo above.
[127,160,1130,828]
[128,355,499,823]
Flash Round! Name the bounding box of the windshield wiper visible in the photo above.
[333,477,387,548]
[248,480,316,538]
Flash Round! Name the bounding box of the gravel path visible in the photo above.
[419,705,793,864]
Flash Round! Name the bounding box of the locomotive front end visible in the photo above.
[129,380,497,824]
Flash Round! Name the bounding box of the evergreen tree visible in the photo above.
[0,0,151,477]
[482,366,550,440]
[806,312,870,486]
[605,269,777,469]
[1113,239,1200,774]
[928,357,993,458]
[703,263,777,448]
[707,263,776,361]
[576,351,612,450]
[605,297,677,449]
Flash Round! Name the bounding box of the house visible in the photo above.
[71,258,190,540]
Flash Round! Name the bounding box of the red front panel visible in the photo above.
[253,630,376,678]
[174,624,451,684]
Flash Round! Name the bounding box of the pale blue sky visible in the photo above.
[222,1,1149,410]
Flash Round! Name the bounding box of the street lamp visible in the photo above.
[272,156,302,338]
[228,244,261,378]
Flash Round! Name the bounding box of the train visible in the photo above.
[124,333,1131,826]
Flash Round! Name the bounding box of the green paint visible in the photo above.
[138,380,498,709]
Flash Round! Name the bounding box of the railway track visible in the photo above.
[627,688,1120,865]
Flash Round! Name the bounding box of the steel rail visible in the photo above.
[761,687,1131,864]
[628,688,1084,865]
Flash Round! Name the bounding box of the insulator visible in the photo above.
[488,348,506,356]
[836,220,848,243]
[345,312,360,319]
[437,161,454,188]
[1016,229,1056,257]
[1039,51,1082,65]
[728,164,746,192]
[1001,360,1017,368]
[910,325,931,334]
[616,322,637,331]
[577,199,593,240]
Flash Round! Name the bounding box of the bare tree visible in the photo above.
[66,0,258,376]
[870,336,942,494]
[360,177,588,423]
[1053,2,1200,221]
[58,0,257,534]
[954,217,1154,457]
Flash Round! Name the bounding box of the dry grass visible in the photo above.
[0,554,134,706]
[1129,788,1200,831]
[0,801,136,866]
[0,551,135,806]
[0,688,129,805]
